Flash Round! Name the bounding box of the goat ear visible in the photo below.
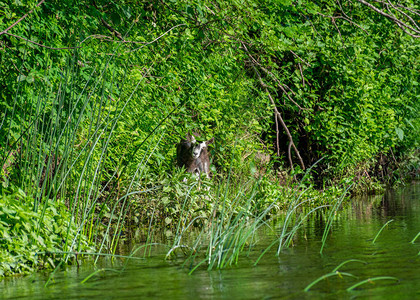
[186,133,196,144]
[186,133,192,142]
[206,137,215,145]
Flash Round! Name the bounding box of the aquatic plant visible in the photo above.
[372,220,394,244]
[166,161,344,273]
[346,277,399,292]
[81,268,122,284]
[320,184,353,254]
[304,272,357,292]
[304,259,400,293]
[410,232,420,244]
[304,259,366,292]
[167,174,270,273]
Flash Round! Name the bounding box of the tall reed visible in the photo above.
[320,184,353,254]
[0,33,166,266]
[165,163,336,273]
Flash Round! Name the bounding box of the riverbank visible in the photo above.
[2,183,419,298]
[1,0,418,279]
[1,162,418,278]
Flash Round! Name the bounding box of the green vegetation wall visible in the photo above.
[1,0,419,189]
[2,0,419,277]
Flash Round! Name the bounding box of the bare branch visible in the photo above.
[79,34,149,45]
[356,0,420,37]
[4,32,161,52]
[0,0,46,36]
[371,0,420,17]
[252,65,306,171]
[242,46,307,111]
[274,110,280,157]
[316,11,369,35]
[205,5,216,15]
[298,63,305,87]
[332,18,344,44]
[242,41,306,171]
[101,18,124,41]
[4,32,80,50]
[384,0,420,31]
[290,50,311,67]
[129,24,187,52]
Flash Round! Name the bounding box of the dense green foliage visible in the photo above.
[2,0,418,176]
[0,187,92,276]
[0,0,418,276]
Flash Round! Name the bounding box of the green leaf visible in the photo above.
[250,161,256,174]
[121,6,131,19]
[26,74,35,83]
[162,197,170,205]
[395,128,404,141]
[17,75,26,82]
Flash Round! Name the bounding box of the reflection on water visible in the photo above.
[2,183,419,299]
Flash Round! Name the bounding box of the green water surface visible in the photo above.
[2,183,419,299]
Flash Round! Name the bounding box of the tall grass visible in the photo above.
[1,25,228,275]
[320,184,353,254]
[165,176,271,273]
[0,36,165,267]
[163,163,340,273]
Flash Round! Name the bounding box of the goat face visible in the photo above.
[192,142,207,159]
[176,135,214,178]
[193,137,214,160]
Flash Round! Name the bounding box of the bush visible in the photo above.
[0,186,93,277]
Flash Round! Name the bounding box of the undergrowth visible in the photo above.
[0,187,93,277]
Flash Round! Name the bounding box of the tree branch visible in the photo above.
[316,12,369,35]
[290,50,311,67]
[4,32,80,50]
[0,0,46,36]
[129,24,187,52]
[356,0,420,37]
[100,18,124,40]
[252,66,306,171]
[274,110,280,157]
[241,45,306,111]
[79,34,150,45]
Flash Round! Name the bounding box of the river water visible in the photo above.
[2,183,419,299]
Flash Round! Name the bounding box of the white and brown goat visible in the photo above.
[176,133,214,179]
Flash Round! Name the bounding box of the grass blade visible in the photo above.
[304,271,357,292]
[372,220,393,244]
[346,276,399,291]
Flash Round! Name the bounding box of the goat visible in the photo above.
[176,133,214,178]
